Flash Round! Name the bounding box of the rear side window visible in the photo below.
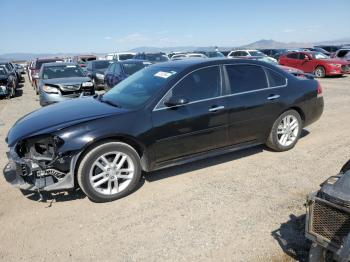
[226,64,267,94]
[287,53,298,59]
[264,68,287,87]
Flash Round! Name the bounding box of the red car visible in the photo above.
[279,51,350,78]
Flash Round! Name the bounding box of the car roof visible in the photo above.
[118,59,149,64]
[149,58,282,71]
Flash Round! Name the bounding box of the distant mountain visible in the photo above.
[128,46,199,53]
[2,38,350,61]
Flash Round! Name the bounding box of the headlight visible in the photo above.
[330,63,341,67]
[43,85,59,94]
[82,82,93,87]
[96,73,104,79]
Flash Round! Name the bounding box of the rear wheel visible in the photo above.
[314,66,326,78]
[77,142,142,202]
[266,110,302,151]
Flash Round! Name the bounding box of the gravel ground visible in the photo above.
[0,75,349,262]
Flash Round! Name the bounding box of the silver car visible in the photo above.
[38,62,95,106]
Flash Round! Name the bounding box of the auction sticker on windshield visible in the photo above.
[154,71,176,79]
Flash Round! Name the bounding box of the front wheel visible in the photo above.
[314,66,326,78]
[77,142,142,202]
[266,110,302,151]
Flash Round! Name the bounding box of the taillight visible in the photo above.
[317,81,323,97]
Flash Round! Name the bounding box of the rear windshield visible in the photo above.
[205,52,224,58]
[146,54,169,62]
[36,60,62,70]
[94,61,111,69]
[122,62,146,75]
[42,65,85,79]
[118,54,134,61]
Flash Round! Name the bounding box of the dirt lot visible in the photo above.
[0,75,349,262]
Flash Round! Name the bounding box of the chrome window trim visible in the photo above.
[152,63,288,112]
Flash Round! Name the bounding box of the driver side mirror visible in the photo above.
[304,56,310,61]
[164,97,188,107]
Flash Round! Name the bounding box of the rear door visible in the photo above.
[223,64,287,145]
[151,66,228,163]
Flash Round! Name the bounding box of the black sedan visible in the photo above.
[3,59,324,202]
[85,60,113,89]
[0,66,16,98]
[104,59,151,89]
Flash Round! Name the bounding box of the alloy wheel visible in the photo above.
[89,151,135,195]
[277,115,299,147]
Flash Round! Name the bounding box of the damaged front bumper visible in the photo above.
[3,147,76,191]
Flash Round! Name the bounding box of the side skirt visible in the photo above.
[152,140,261,171]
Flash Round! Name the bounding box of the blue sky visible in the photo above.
[1,0,350,53]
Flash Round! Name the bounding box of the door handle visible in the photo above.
[209,105,225,112]
[267,94,280,100]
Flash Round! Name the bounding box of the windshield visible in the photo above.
[121,62,147,75]
[102,67,178,109]
[42,65,85,79]
[145,54,169,62]
[249,51,266,57]
[119,54,134,61]
[311,52,329,59]
[35,60,62,70]
[94,61,111,69]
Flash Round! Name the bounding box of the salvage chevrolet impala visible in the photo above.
[3,59,324,202]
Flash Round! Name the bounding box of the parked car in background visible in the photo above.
[105,52,135,61]
[228,49,278,63]
[170,53,207,60]
[279,51,350,77]
[251,56,304,76]
[219,51,230,57]
[134,52,169,63]
[332,48,350,61]
[85,60,113,89]
[195,51,225,58]
[37,62,95,106]
[104,59,151,89]
[31,58,64,93]
[259,49,289,60]
[302,47,330,56]
[27,60,35,84]
[314,45,341,56]
[3,59,323,202]
[0,61,19,87]
[72,55,97,68]
[14,64,25,75]
[0,66,16,98]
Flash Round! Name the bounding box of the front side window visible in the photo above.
[226,64,267,94]
[161,66,221,105]
[287,53,298,59]
[93,61,111,69]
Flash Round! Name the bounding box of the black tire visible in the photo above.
[77,142,142,202]
[314,66,326,78]
[266,110,302,152]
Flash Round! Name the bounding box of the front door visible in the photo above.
[151,66,228,163]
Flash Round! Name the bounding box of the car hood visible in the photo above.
[6,97,128,146]
[42,77,91,85]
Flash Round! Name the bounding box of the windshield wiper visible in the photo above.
[98,95,121,108]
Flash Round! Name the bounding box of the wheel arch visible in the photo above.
[289,106,305,123]
[73,135,150,179]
